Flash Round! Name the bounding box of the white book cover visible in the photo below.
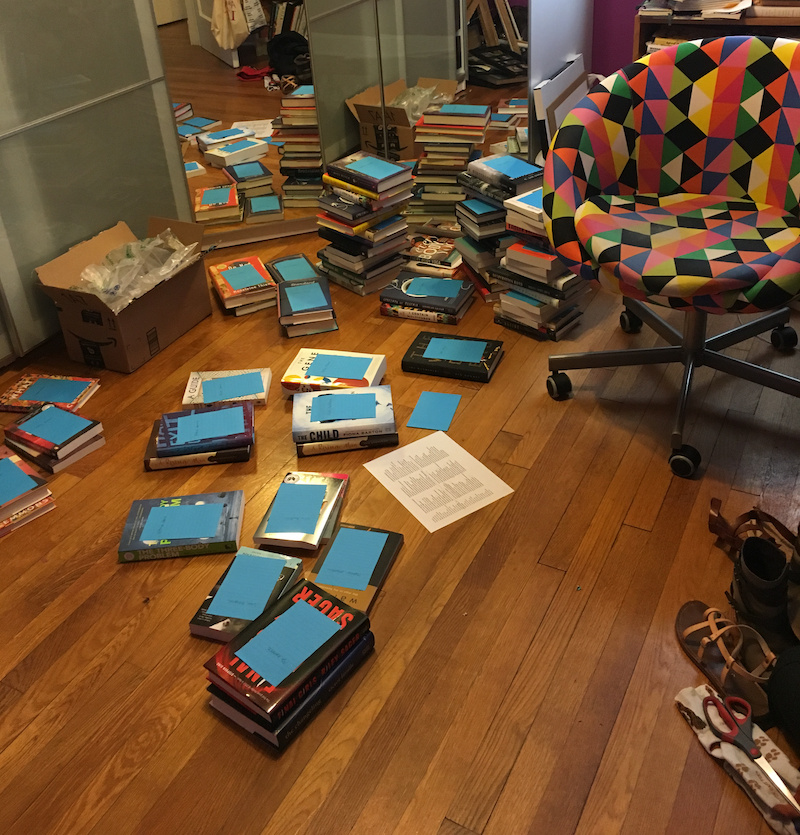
[280,348,386,398]
[182,369,272,407]
[292,385,395,443]
[504,188,544,221]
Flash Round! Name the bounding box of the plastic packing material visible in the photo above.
[388,85,454,125]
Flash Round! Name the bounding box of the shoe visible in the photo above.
[294,54,312,84]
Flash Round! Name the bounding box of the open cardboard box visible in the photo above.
[37,218,211,373]
[346,77,459,161]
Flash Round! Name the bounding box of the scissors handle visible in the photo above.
[702,695,760,759]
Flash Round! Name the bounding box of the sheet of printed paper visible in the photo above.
[231,120,274,139]
[363,431,513,533]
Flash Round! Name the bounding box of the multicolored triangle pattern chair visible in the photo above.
[543,36,800,477]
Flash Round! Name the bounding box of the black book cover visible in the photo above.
[486,265,571,300]
[401,331,504,383]
[380,271,474,315]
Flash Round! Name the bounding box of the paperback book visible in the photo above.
[291,385,396,444]
[0,446,52,520]
[0,374,100,413]
[156,402,255,458]
[208,256,278,309]
[401,331,505,383]
[182,369,272,407]
[279,348,386,398]
[467,154,543,193]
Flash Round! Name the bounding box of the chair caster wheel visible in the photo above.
[669,445,701,478]
[547,372,572,400]
[620,309,643,334]
[771,325,798,352]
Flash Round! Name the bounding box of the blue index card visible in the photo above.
[207,129,241,141]
[250,195,280,213]
[185,117,217,128]
[201,187,232,207]
[517,189,543,210]
[140,502,223,541]
[424,337,487,364]
[232,162,265,178]
[407,391,462,432]
[292,85,314,96]
[315,527,389,591]
[21,407,91,445]
[276,257,317,281]
[178,124,203,137]
[305,354,370,380]
[310,392,376,423]
[0,457,38,506]
[202,372,264,403]
[235,600,340,686]
[406,277,462,298]
[462,199,497,216]
[266,138,284,147]
[508,98,527,106]
[220,263,267,290]
[440,104,487,116]
[482,155,540,178]
[184,161,202,173]
[284,282,327,312]
[265,482,327,534]
[345,156,402,180]
[22,378,90,405]
[207,553,286,619]
[491,113,514,123]
[220,139,258,153]
[175,405,245,445]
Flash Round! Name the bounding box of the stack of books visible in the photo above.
[198,127,269,169]
[277,272,337,337]
[317,152,413,295]
[291,385,398,456]
[244,194,284,224]
[279,347,386,398]
[454,233,516,304]
[408,104,491,225]
[273,86,324,206]
[3,404,105,474]
[173,102,193,122]
[379,270,475,325]
[193,184,242,226]
[208,255,278,316]
[223,160,274,198]
[0,446,55,539]
[177,116,222,141]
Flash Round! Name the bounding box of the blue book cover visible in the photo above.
[277,276,333,323]
[156,401,255,458]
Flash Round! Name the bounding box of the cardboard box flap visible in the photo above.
[346,79,409,122]
[148,217,205,248]
[347,78,459,127]
[417,77,460,98]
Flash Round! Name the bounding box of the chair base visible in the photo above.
[547,298,800,477]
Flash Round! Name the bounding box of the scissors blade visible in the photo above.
[754,756,800,815]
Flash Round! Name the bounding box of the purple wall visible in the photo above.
[592,0,639,75]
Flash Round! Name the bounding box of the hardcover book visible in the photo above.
[193,185,240,222]
[401,331,505,383]
[0,374,100,413]
[326,152,412,193]
[503,188,544,221]
[379,272,474,315]
[142,421,251,471]
[266,254,320,285]
[467,154,543,192]
[118,490,244,562]
[277,276,333,325]
[223,160,273,189]
[182,368,272,407]
[244,194,284,224]
[203,579,370,726]
[190,547,303,641]
[196,127,255,151]
[156,402,255,458]
[5,433,106,475]
[280,348,387,398]
[0,446,52,519]
[291,385,396,443]
[4,403,102,459]
[296,432,399,458]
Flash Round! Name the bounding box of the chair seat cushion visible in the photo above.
[574,193,800,313]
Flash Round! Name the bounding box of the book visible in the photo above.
[291,385,396,443]
[379,272,474,315]
[205,138,270,169]
[380,298,473,324]
[193,185,240,223]
[467,154,543,192]
[326,152,413,193]
[222,297,278,317]
[173,102,193,121]
[142,421,251,471]
[0,374,100,413]
[182,369,272,407]
[190,547,303,641]
[223,160,273,190]
[280,348,387,398]
[4,403,103,460]
[252,471,349,550]
[203,579,370,726]
[196,127,256,152]
[177,123,204,139]
[503,188,545,222]
[422,103,491,128]
[118,490,244,562]
[245,194,284,224]
[282,317,339,339]
[4,433,106,475]
[281,84,315,108]
[319,259,402,296]
[401,331,504,383]
[266,254,320,285]
[295,432,399,457]
[0,446,52,520]
[184,161,206,178]
[183,116,222,131]
[156,402,255,458]
[277,275,334,325]
[456,198,506,225]
[0,493,55,540]
[308,523,403,612]
[493,309,582,342]
[505,243,567,281]
[208,256,278,309]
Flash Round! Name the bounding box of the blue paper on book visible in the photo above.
[220,139,258,154]
[305,354,370,380]
[206,129,241,141]
[284,282,327,312]
[249,195,280,213]
[265,482,327,534]
[310,392,376,423]
[440,104,487,116]
[202,372,264,403]
[406,277,461,298]
[201,187,233,207]
[232,162,265,178]
[508,98,527,107]
[207,553,286,619]
[185,117,217,129]
[407,391,461,431]
[481,155,540,178]
[490,113,515,123]
[184,161,203,173]
[21,408,92,445]
[291,85,314,96]
[315,527,388,591]
[517,189,543,210]
[235,600,340,686]
[424,338,486,363]
[345,156,402,181]
[220,263,267,290]
[22,378,90,405]
[461,199,497,216]
[508,291,544,307]
[0,457,38,506]
[275,257,317,281]
[140,503,223,541]
[175,406,245,444]
[178,124,203,137]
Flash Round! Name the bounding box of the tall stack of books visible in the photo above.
[208,255,278,316]
[408,104,490,225]
[273,86,324,207]
[0,446,55,539]
[317,152,413,295]
[193,184,242,226]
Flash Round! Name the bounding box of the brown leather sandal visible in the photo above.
[675,600,776,726]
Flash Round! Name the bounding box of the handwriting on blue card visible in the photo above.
[285,282,327,312]
[22,407,91,445]
[235,600,340,685]
[140,503,223,541]
[406,277,462,298]
[407,391,462,431]
[518,189,543,210]
[424,338,487,363]
[315,527,389,591]
[233,162,265,178]
[277,257,317,281]
[265,482,327,535]
[462,199,496,216]
[305,354,370,380]
[202,372,264,403]
[207,553,286,619]
[221,140,258,154]
[175,406,245,445]
[483,155,539,178]
[346,156,402,181]
[440,104,487,116]
[250,195,280,213]
[0,457,38,506]
[292,85,314,96]
[201,187,232,207]
[221,263,267,290]
[310,392,376,423]
[22,378,90,405]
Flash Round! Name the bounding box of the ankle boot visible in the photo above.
[727,536,799,656]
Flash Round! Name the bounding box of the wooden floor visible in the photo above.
[2,21,800,835]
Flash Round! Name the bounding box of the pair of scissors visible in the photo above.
[702,694,800,816]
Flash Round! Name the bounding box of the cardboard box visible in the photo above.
[346,77,459,161]
[37,218,211,373]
